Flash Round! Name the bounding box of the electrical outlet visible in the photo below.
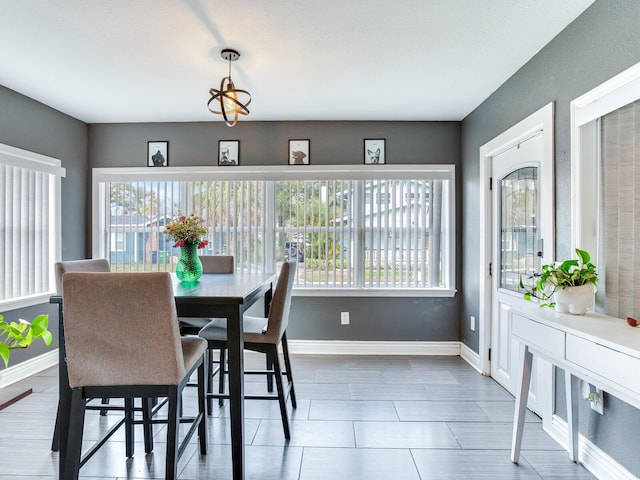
[581,380,604,415]
[470,316,476,332]
[589,388,604,414]
[341,311,350,325]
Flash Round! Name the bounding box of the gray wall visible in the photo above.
[460,0,640,473]
[0,85,89,365]
[89,121,462,341]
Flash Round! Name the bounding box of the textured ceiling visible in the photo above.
[0,0,595,123]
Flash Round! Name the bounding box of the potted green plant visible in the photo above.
[520,248,598,315]
[0,314,52,368]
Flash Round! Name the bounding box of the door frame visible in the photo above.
[478,102,555,377]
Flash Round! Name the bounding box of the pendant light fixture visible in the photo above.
[207,48,251,127]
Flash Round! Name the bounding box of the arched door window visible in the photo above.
[499,166,538,293]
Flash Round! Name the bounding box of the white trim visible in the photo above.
[0,293,55,311]
[478,102,555,377]
[291,288,457,298]
[0,142,66,177]
[0,349,58,388]
[286,340,460,356]
[572,62,640,128]
[547,414,639,480]
[93,164,454,182]
[460,342,483,374]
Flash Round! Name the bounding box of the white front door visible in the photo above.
[479,103,555,419]
[490,130,554,416]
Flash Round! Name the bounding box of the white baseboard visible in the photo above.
[286,340,461,356]
[0,349,58,388]
[546,414,638,480]
[460,342,483,373]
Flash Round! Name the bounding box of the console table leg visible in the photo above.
[565,372,580,462]
[511,345,533,464]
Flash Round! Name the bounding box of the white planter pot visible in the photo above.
[554,283,595,315]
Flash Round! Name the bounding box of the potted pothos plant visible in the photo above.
[0,314,52,368]
[520,248,598,315]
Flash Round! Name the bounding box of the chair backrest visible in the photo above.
[262,261,296,344]
[62,272,185,388]
[199,255,234,274]
[55,258,110,294]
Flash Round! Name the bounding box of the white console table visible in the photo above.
[510,303,640,464]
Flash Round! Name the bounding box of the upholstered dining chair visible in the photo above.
[52,259,149,451]
[54,258,110,294]
[198,260,297,438]
[61,272,207,480]
[53,259,157,457]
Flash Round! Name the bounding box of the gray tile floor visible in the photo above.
[0,354,596,479]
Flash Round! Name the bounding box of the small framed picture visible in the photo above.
[148,141,169,167]
[218,140,240,166]
[288,139,310,165]
[364,139,385,164]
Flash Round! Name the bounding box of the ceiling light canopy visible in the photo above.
[207,48,251,127]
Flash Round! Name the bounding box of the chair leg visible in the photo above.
[100,397,109,416]
[51,401,61,451]
[124,398,135,458]
[218,348,226,407]
[270,347,291,440]
[142,398,154,453]
[63,388,86,480]
[281,333,297,408]
[165,387,181,480]
[266,353,274,392]
[206,348,214,414]
[198,359,208,454]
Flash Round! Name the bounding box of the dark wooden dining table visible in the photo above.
[51,270,275,480]
[172,272,275,480]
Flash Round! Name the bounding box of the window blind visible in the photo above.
[0,143,65,308]
[600,99,640,318]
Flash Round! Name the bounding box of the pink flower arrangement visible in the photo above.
[163,213,209,249]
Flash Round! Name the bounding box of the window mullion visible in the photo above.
[353,180,363,288]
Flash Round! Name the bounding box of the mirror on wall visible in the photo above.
[571,61,640,318]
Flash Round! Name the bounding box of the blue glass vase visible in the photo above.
[176,242,203,283]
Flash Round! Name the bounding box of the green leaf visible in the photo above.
[576,248,590,264]
[560,259,578,272]
[41,330,53,346]
[30,314,49,338]
[0,343,9,368]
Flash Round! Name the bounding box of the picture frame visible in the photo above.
[288,139,310,165]
[148,141,169,167]
[364,139,386,165]
[218,140,240,166]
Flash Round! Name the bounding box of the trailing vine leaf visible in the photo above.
[0,314,52,368]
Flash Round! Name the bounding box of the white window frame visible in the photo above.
[571,61,640,265]
[93,164,456,297]
[0,142,66,310]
